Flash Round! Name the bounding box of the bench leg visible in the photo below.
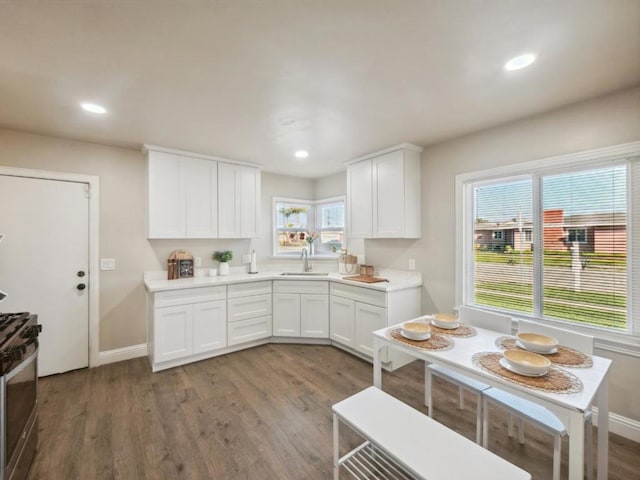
[333,413,339,480]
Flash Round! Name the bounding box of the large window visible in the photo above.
[273,196,345,257]
[458,143,640,340]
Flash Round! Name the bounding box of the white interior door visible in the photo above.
[0,175,89,376]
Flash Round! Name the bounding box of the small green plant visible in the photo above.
[213,250,233,263]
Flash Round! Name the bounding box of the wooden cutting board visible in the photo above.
[343,275,389,283]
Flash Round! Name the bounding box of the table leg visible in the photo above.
[596,371,609,480]
[333,413,339,480]
[568,410,585,480]
[373,337,382,389]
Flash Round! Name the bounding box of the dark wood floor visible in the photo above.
[28,344,639,479]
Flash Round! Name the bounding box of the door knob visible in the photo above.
[77,283,86,291]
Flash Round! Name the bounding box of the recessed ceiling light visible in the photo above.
[81,102,107,114]
[504,54,536,71]
[294,150,309,159]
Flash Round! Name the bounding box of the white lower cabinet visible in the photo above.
[354,302,386,356]
[329,296,356,347]
[227,281,273,346]
[273,281,329,338]
[193,301,227,354]
[155,304,193,362]
[329,282,420,368]
[149,286,227,370]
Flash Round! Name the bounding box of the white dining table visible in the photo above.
[372,323,612,480]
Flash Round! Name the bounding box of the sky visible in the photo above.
[474,165,627,223]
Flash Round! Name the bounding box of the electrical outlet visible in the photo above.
[242,254,251,264]
[408,259,416,270]
[195,257,202,267]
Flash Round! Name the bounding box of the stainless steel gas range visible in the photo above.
[0,312,41,480]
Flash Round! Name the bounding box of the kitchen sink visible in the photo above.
[280,272,330,276]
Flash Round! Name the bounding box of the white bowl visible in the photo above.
[401,321,432,341]
[503,349,551,376]
[517,332,558,354]
[431,313,459,329]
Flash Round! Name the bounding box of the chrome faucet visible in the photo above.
[300,248,312,272]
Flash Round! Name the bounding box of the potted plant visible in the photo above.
[213,250,233,276]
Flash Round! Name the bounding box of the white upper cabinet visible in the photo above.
[147,150,186,238]
[218,163,261,238]
[145,145,260,239]
[346,144,422,239]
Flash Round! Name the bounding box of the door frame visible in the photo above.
[0,165,100,368]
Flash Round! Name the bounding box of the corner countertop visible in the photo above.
[144,269,422,294]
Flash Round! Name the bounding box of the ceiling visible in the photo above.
[1,1,639,178]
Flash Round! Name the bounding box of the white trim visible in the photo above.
[592,408,640,443]
[142,144,262,169]
[98,343,148,366]
[345,142,423,165]
[0,165,100,369]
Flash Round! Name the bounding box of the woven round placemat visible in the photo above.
[494,336,593,368]
[428,323,477,337]
[386,328,455,351]
[472,352,583,394]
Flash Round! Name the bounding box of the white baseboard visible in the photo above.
[97,343,148,366]
[592,407,640,443]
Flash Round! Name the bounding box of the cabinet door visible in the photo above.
[329,296,355,347]
[347,160,373,238]
[148,151,185,238]
[239,166,260,238]
[273,293,301,336]
[373,150,405,238]
[301,294,329,338]
[218,163,240,237]
[354,302,387,356]
[184,158,218,238]
[154,305,193,362]
[192,300,227,354]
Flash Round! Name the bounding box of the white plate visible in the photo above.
[431,319,459,330]
[499,358,548,377]
[401,330,431,341]
[516,340,557,355]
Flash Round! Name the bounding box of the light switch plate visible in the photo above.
[242,254,251,264]
[100,258,116,271]
[195,257,202,267]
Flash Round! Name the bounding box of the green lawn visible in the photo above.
[475,281,627,329]
[474,250,626,268]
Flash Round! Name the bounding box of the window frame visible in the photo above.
[455,141,640,353]
[272,195,346,258]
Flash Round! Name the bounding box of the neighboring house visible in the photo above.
[474,209,626,254]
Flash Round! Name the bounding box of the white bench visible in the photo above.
[332,386,531,480]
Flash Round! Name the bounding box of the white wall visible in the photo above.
[361,85,640,422]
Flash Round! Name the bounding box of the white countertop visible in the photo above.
[144,269,422,293]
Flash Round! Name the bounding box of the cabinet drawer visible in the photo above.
[155,286,226,308]
[227,281,272,298]
[228,315,272,346]
[273,280,329,295]
[227,294,272,322]
[330,283,386,308]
